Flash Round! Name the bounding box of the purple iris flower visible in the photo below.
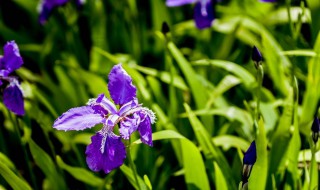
[38,0,85,24]
[166,0,215,29]
[0,41,24,116]
[53,64,156,174]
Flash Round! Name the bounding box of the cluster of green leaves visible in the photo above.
[0,0,320,189]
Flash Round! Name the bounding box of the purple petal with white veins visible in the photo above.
[194,0,214,29]
[108,64,136,105]
[1,41,23,73]
[86,133,126,174]
[3,81,24,116]
[90,94,117,115]
[106,114,120,127]
[166,0,196,6]
[0,70,10,77]
[95,94,117,114]
[118,98,139,116]
[137,112,153,146]
[0,56,3,71]
[53,106,103,131]
[119,114,140,139]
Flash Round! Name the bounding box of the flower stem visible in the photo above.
[255,65,264,121]
[127,138,141,190]
[309,137,318,189]
[8,113,38,190]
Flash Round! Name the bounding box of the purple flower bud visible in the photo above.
[162,22,170,35]
[242,141,256,185]
[311,117,320,143]
[252,46,262,69]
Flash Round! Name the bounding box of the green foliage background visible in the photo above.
[0,0,320,189]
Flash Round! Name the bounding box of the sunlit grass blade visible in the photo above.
[0,160,32,190]
[264,7,311,25]
[29,139,67,190]
[233,16,291,95]
[146,76,167,108]
[193,59,255,89]
[120,164,148,190]
[56,156,104,187]
[213,162,228,190]
[267,88,294,188]
[167,42,213,128]
[212,135,250,152]
[284,114,301,189]
[131,128,210,190]
[34,89,59,118]
[151,104,182,164]
[248,118,267,189]
[131,64,189,91]
[183,103,237,189]
[76,69,109,96]
[132,130,184,145]
[88,0,108,72]
[206,75,241,108]
[143,174,152,190]
[280,50,316,57]
[181,138,210,190]
[306,0,320,41]
[300,32,320,134]
[0,153,15,170]
[309,148,318,190]
[260,102,279,133]
[180,106,253,136]
[262,33,290,95]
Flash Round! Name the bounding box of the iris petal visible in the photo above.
[108,64,136,105]
[260,0,276,2]
[194,1,214,29]
[85,133,126,174]
[137,112,153,146]
[166,0,196,6]
[1,41,23,74]
[38,0,69,24]
[3,81,24,116]
[53,105,104,131]
[90,94,117,115]
[119,114,140,139]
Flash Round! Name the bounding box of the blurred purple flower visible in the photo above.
[53,64,156,174]
[260,0,276,2]
[38,0,85,24]
[0,41,24,116]
[166,0,215,29]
